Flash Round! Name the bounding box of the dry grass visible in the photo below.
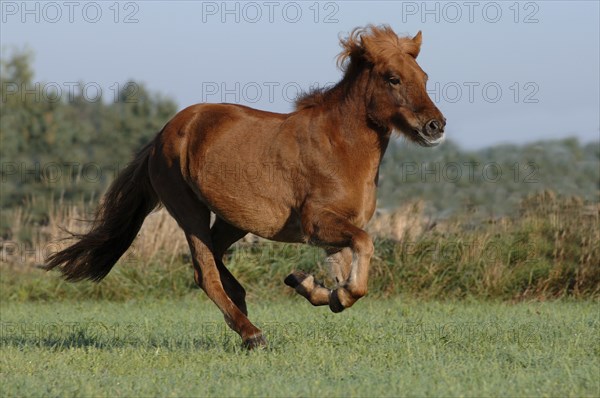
[1,192,598,301]
[1,200,427,269]
[366,201,428,241]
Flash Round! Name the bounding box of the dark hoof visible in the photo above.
[329,289,346,313]
[243,334,268,350]
[284,271,308,288]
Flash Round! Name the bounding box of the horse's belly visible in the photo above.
[194,167,303,242]
[212,199,303,243]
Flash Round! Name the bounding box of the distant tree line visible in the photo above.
[378,137,599,216]
[1,49,177,215]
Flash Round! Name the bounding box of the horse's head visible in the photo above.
[338,25,446,146]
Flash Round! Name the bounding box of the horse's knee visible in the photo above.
[352,231,374,257]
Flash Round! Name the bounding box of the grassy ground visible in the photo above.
[1,298,598,397]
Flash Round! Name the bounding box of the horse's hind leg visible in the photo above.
[210,217,249,317]
[186,216,264,348]
[157,187,264,348]
[185,230,263,347]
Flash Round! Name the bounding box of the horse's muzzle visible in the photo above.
[425,118,445,136]
[416,117,446,146]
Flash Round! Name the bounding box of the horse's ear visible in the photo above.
[408,31,422,58]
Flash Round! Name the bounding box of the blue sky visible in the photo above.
[1,0,599,148]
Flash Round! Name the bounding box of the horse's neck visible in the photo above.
[328,84,392,168]
[299,66,391,171]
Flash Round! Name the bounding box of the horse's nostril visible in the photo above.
[426,119,442,133]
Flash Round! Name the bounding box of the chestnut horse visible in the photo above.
[45,25,445,348]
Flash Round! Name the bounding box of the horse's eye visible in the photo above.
[388,77,401,86]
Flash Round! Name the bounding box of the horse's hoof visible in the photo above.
[243,334,267,350]
[329,289,346,313]
[284,271,308,288]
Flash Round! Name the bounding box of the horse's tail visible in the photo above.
[44,140,159,282]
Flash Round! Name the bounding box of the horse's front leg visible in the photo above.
[284,210,373,312]
[284,270,331,306]
[284,247,353,306]
[326,247,353,285]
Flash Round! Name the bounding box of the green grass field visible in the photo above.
[1,297,598,397]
